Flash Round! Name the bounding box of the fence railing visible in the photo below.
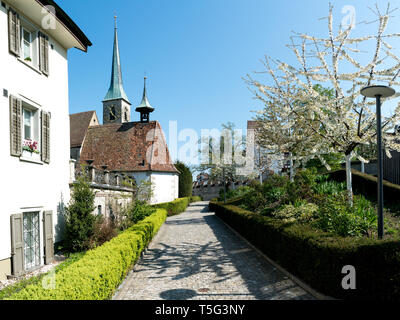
[70,160,135,190]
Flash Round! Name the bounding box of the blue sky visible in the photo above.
[63,0,400,163]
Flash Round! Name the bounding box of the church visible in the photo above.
[70,19,179,204]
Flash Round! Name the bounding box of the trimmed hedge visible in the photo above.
[153,197,191,216]
[190,196,202,203]
[210,200,400,300]
[6,208,167,300]
[328,169,400,204]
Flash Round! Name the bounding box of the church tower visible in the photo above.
[103,17,131,124]
[136,77,155,123]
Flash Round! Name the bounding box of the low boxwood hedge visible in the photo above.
[6,208,167,300]
[190,196,202,203]
[210,200,400,300]
[153,197,191,216]
[328,169,400,204]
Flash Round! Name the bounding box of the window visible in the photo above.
[23,212,40,271]
[22,27,32,62]
[97,205,102,216]
[23,108,32,140]
[22,105,40,156]
[8,8,48,73]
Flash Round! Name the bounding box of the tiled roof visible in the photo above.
[247,120,260,129]
[79,121,179,173]
[70,111,98,148]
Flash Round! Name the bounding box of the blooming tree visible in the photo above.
[248,3,400,202]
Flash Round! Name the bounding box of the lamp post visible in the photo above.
[361,85,396,239]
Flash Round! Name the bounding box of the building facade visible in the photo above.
[0,0,91,280]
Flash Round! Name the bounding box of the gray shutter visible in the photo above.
[41,111,50,163]
[10,96,22,157]
[39,32,49,76]
[43,211,54,265]
[10,214,25,276]
[8,9,20,56]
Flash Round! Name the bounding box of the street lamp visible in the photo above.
[361,85,396,239]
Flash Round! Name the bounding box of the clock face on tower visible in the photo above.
[107,105,120,122]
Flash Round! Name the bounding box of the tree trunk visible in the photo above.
[289,153,294,182]
[345,153,353,205]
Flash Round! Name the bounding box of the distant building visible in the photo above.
[70,111,99,162]
[71,19,178,204]
[1,0,91,280]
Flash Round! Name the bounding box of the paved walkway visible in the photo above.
[113,201,315,300]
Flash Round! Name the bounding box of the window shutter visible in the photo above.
[41,111,50,163]
[39,32,49,76]
[10,214,25,276]
[43,211,54,265]
[10,96,22,157]
[8,9,20,57]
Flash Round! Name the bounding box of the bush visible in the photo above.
[64,176,96,252]
[189,196,202,203]
[313,193,377,237]
[6,209,168,300]
[209,200,400,300]
[87,216,118,249]
[0,252,86,300]
[272,203,318,223]
[154,197,191,216]
[217,186,252,202]
[175,161,193,198]
[119,200,156,230]
[328,169,400,204]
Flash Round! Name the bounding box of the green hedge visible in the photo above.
[209,200,400,300]
[153,197,191,216]
[189,196,202,203]
[328,169,400,204]
[6,208,167,300]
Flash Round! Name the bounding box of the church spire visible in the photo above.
[103,16,130,103]
[136,77,155,123]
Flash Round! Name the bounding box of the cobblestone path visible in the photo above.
[113,201,315,300]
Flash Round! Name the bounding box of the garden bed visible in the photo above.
[210,200,400,300]
[209,170,400,300]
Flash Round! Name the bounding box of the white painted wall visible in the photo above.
[128,171,178,205]
[150,172,179,204]
[0,4,71,277]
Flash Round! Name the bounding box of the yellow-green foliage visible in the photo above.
[7,209,167,300]
[272,203,318,223]
[153,197,191,216]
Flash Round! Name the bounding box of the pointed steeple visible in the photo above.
[103,16,130,103]
[136,77,155,123]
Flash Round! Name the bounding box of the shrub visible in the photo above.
[175,161,193,198]
[272,203,318,223]
[189,196,202,203]
[119,200,156,230]
[87,216,118,249]
[153,197,191,216]
[64,175,96,252]
[218,186,252,201]
[312,193,378,237]
[6,209,167,300]
[328,169,400,204]
[209,200,400,300]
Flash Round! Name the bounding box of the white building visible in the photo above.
[72,20,179,205]
[0,0,91,280]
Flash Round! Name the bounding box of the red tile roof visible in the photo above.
[79,121,178,173]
